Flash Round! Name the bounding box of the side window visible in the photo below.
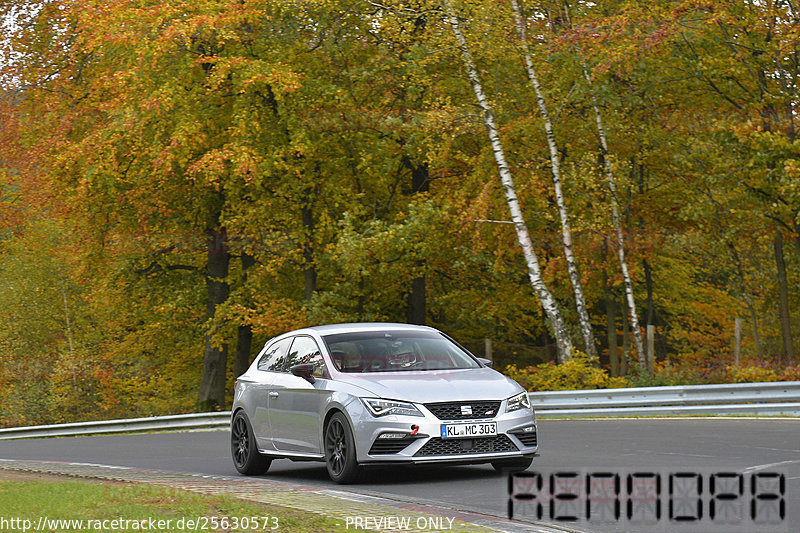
[286,336,328,378]
[257,337,292,372]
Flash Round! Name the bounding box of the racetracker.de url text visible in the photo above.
[0,516,280,531]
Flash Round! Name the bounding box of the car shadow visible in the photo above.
[260,460,506,486]
[361,464,504,485]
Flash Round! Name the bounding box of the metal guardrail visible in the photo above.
[0,412,231,441]
[0,382,798,440]
[531,381,800,417]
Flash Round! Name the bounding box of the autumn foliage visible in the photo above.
[1,0,799,425]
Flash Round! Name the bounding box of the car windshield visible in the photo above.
[322,330,480,373]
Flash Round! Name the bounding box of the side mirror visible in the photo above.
[290,363,316,383]
[477,358,493,368]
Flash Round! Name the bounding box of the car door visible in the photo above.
[250,336,293,451]
[269,335,330,455]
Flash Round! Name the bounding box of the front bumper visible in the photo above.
[353,401,538,465]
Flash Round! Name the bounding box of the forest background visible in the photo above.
[2,0,800,427]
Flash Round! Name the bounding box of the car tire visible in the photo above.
[491,457,533,474]
[324,412,361,484]
[231,411,271,475]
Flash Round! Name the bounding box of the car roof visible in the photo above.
[299,322,439,336]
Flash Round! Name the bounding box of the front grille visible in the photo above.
[424,401,501,420]
[414,435,518,456]
[368,437,418,455]
[512,429,538,447]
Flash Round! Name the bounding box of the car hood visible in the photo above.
[337,367,524,404]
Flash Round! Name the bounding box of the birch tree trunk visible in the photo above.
[510,0,597,358]
[582,68,646,367]
[443,0,573,362]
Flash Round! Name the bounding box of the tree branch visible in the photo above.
[134,261,200,276]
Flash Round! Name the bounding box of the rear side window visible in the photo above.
[257,337,292,372]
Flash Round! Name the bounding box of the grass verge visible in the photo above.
[0,471,348,532]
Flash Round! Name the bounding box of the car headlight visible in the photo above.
[506,391,532,412]
[362,398,424,417]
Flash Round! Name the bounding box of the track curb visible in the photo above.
[0,460,582,533]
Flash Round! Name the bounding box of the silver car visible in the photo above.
[230,323,538,483]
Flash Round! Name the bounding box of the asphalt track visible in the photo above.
[2,418,799,532]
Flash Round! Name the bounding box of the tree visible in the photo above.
[510,0,597,358]
[443,0,574,362]
[582,69,646,367]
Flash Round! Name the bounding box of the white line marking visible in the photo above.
[748,446,800,453]
[320,489,394,504]
[67,462,132,470]
[655,452,718,458]
[742,460,800,474]
[544,417,800,421]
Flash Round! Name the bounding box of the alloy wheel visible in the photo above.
[232,416,249,468]
[326,419,347,476]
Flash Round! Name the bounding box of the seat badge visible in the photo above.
[460,405,473,416]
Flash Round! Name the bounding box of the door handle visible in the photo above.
[268,391,279,398]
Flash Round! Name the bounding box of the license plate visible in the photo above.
[440,422,497,439]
